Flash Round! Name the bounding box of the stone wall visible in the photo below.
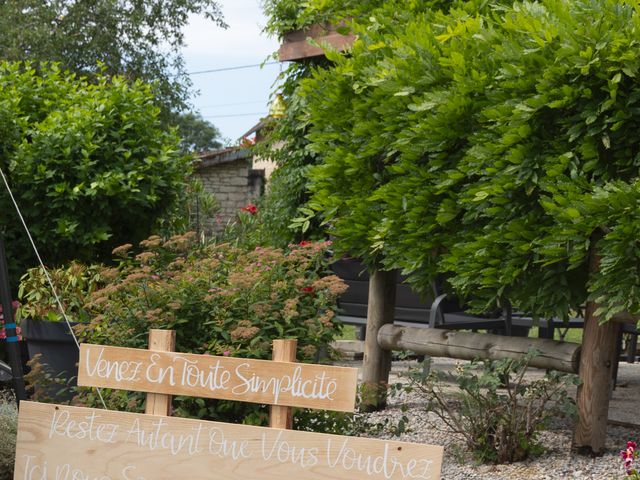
[192,157,263,234]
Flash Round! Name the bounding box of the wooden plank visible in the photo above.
[78,344,358,412]
[15,402,443,480]
[269,339,297,429]
[377,325,581,373]
[145,329,175,416]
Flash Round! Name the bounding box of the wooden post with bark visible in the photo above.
[361,269,397,411]
[573,238,622,454]
[377,325,581,373]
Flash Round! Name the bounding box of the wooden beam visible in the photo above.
[278,24,356,62]
[377,324,581,373]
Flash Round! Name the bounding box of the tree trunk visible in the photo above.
[573,240,621,455]
[572,302,621,454]
[377,325,581,373]
[361,269,397,411]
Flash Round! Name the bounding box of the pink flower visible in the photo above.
[621,440,638,475]
[223,350,231,356]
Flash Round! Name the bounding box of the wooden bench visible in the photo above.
[512,315,638,365]
[332,259,638,365]
[331,258,522,340]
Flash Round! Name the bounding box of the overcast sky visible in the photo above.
[182,0,281,143]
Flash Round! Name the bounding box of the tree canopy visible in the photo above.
[0,0,225,115]
[174,112,224,154]
[264,0,640,321]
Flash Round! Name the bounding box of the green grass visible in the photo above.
[338,324,358,340]
[528,326,583,344]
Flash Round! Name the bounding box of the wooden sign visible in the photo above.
[78,344,359,412]
[15,402,443,480]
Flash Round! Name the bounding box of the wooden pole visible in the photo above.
[145,329,176,416]
[362,269,397,411]
[269,338,297,429]
[573,239,621,455]
[0,237,27,404]
[377,324,581,373]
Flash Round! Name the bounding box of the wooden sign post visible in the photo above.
[14,330,444,479]
[270,338,297,429]
[145,329,175,417]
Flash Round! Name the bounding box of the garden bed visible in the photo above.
[358,358,639,480]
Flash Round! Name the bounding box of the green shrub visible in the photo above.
[66,233,347,424]
[403,353,579,464]
[0,390,17,480]
[0,62,190,280]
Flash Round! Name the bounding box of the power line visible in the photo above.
[188,61,279,75]
[202,112,267,118]
[199,100,265,109]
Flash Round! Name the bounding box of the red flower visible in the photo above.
[301,286,314,294]
[241,204,258,215]
[299,240,312,247]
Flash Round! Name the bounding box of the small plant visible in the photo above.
[403,352,579,464]
[23,355,74,404]
[0,389,17,480]
[17,262,103,323]
[622,441,639,479]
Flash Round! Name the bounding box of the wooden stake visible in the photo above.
[145,329,176,416]
[362,269,397,412]
[269,339,297,429]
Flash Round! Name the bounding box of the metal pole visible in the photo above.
[0,236,27,404]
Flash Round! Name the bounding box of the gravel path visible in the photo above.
[351,358,640,480]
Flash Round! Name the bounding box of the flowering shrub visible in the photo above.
[622,441,639,478]
[69,233,347,423]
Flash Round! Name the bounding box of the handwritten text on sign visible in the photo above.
[15,402,443,480]
[77,344,358,412]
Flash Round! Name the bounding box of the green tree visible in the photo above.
[0,0,225,115]
[299,0,640,321]
[173,112,223,154]
[0,62,190,276]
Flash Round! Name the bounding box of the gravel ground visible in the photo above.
[351,358,640,480]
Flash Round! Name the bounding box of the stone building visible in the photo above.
[192,147,264,234]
